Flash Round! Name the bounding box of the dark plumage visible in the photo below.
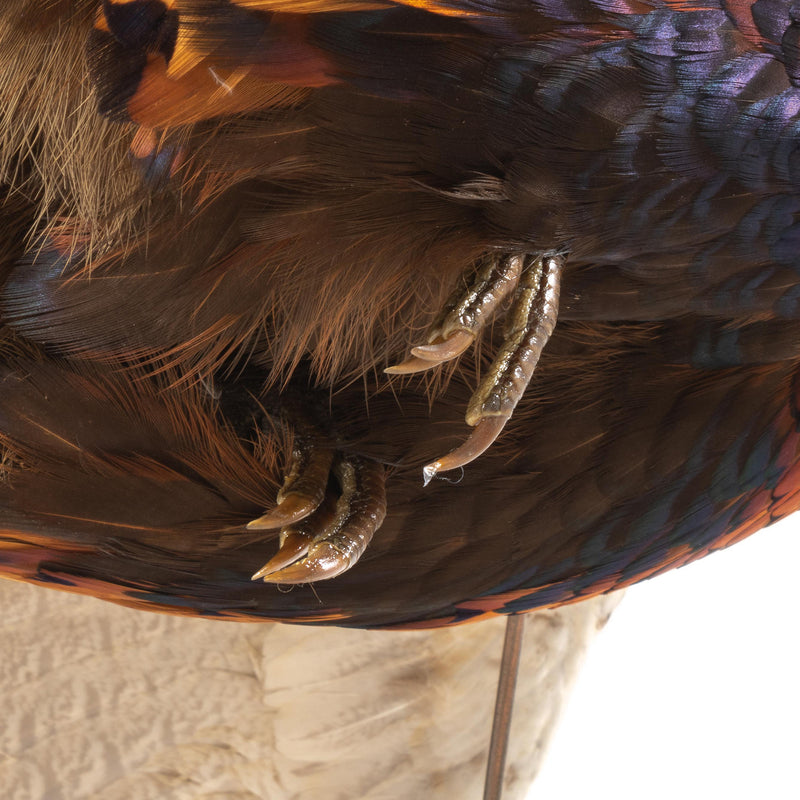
[0,0,798,627]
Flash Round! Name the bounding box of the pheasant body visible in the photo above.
[0,0,798,627]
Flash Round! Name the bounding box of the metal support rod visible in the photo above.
[483,613,526,800]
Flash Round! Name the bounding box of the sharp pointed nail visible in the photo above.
[385,356,439,375]
[246,494,318,530]
[422,462,440,487]
[256,542,349,584]
[411,330,473,362]
[422,416,507,483]
[251,533,311,580]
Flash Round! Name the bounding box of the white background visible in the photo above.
[528,515,800,799]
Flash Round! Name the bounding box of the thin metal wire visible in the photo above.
[483,613,526,800]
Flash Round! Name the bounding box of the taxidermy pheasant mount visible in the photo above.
[1,0,799,638]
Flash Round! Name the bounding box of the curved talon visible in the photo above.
[250,531,313,579]
[384,330,475,375]
[422,416,507,485]
[246,441,333,530]
[253,457,387,584]
[258,540,357,584]
[384,330,476,374]
[411,329,474,362]
[384,355,444,375]
[246,493,320,530]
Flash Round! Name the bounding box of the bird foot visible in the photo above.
[248,428,387,584]
[387,252,564,482]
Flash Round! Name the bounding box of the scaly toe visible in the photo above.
[420,253,564,480]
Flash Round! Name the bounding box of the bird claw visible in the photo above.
[422,416,507,486]
[388,253,564,480]
[385,330,475,374]
[249,449,387,585]
[246,436,334,530]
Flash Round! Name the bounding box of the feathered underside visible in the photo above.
[0,0,799,627]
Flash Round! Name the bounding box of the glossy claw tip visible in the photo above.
[422,462,440,487]
[250,533,311,580]
[255,542,351,584]
[246,495,316,530]
[385,356,439,375]
[422,416,508,484]
[411,330,473,362]
[251,563,276,581]
[250,553,300,581]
